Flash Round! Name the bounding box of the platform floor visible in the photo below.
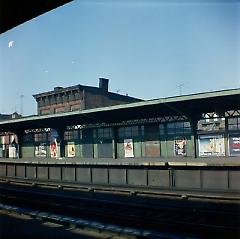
[1,156,240,166]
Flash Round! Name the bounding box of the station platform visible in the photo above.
[1,157,240,167]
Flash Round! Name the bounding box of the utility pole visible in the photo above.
[20,94,24,115]
[178,84,184,96]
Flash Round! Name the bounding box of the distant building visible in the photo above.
[0,112,22,121]
[33,78,142,115]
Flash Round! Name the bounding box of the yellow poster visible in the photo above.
[68,143,75,157]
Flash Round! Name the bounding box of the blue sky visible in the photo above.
[0,0,239,115]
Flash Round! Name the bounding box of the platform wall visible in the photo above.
[0,161,239,193]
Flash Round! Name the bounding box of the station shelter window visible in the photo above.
[64,130,79,141]
[34,132,49,142]
[197,115,225,133]
[23,133,34,143]
[118,126,139,138]
[94,127,113,158]
[228,117,240,131]
[197,114,226,157]
[94,127,113,139]
[166,121,191,135]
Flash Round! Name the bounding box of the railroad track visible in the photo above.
[0,180,239,239]
[0,203,194,239]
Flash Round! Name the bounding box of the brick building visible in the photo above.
[33,78,142,115]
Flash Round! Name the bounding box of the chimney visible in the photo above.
[99,78,109,92]
[54,87,63,91]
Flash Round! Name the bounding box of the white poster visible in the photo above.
[1,136,5,150]
[67,143,75,157]
[124,139,134,158]
[198,135,225,157]
[9,146,16,158]
[35,143,47,157]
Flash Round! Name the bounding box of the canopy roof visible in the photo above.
[0,0,72,34]
[0,88,239,132]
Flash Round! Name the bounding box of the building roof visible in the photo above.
[33,83,141,102]
[0,88,239,132]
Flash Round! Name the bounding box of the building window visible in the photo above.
[70,105,80,111]
[55,107,65,113]
[56,95,62,104]
[40,109,51,115]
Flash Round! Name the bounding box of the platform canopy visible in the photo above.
[0,88,239,133]
[0,0,73,34]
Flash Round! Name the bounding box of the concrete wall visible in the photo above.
[1,162,239,193]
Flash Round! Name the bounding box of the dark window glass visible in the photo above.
[159,124,165,135]
[167,121,191,135]
[228,117,240,130]
[144,124,159,140]
[64,130,79,140]
[23,134,33,143]
[118,126,140,138]
[94,128,113,139]
[34,133,48,142]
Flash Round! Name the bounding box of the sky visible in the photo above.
[0,0,239,116]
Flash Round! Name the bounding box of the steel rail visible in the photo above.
[0,203,194,239]
[0,180,239,239]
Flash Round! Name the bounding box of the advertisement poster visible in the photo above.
[229,135,240,156]
[124,139,134,158]
[67,143,75,157]
[50,129,60,158]
[50,139,60,158]
[35,143,47,157]
[175,138,187,156]
[1,136,5,150]
[9,137,18,158]
[9,146,17,158]
[198,135,225,157]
